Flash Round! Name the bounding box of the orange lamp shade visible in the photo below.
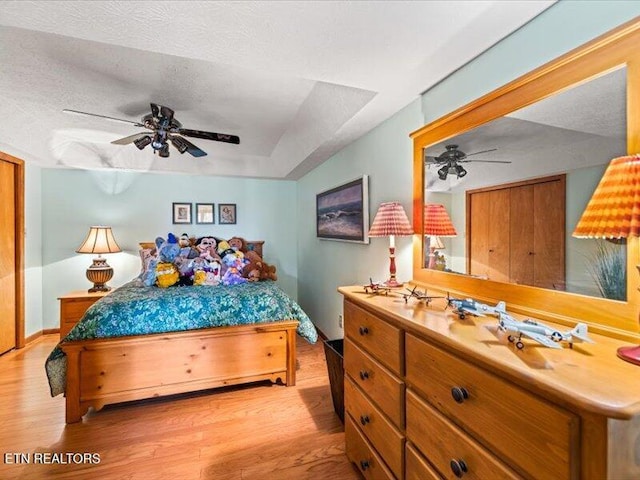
[573,154,640,239]
[424,204,457,237]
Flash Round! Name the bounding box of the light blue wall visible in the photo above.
[422,1,640,123]
[24,163,42,337]
[40,169,297,330]
[297,101,423,340]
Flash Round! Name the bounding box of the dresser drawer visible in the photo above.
[406,442,441,480]
[345,376,404,478]
[344,338,404,427]
[406,334,578,480]
[344,300,402,375]
[61,297,99,323]
[345,414,396,480]
[407,390,521,480]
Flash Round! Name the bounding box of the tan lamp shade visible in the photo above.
[76,226,121,292]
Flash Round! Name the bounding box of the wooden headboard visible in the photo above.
[139,239,264,258]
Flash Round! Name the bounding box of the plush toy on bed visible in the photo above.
[178,233,199,259]
[154,234,181,288]
[221,254,247,286]
[242,261,261,282]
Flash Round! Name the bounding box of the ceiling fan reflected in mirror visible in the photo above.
[63,103,240,158]
[424,144,510,180]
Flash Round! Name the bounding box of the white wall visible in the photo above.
[24,162,42,337]
[40,168,297,330]
[297,101,423,340]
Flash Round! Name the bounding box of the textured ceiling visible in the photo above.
[0,1,554,179]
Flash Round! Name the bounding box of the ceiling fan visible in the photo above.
[63,103,240,158]
[425,144,510,180]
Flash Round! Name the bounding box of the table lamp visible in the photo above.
[572,154,640,366]
[424,204,457,269]
[76,226,122,292]
[368,202,414,287]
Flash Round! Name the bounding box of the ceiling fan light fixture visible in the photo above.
[158,144,170,158]
[170,136,189,154]
[455,165,467,178]
[437,165,448,180]
[133,135,152,150]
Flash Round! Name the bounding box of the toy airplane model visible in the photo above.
[447,296,506,319]
[497,312,594,350]
[402,286,444,305]
[363,278,392,295]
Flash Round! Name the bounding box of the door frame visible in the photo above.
[0,151,25,349]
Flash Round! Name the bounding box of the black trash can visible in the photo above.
[323,339,344,423]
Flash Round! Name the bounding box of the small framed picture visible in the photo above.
[172,202,192,224]
[196,203,215,224]
[218,203,237,225]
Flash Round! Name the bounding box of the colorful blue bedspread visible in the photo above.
[46,280,317,396]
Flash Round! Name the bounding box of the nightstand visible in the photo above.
[58,290,109,338]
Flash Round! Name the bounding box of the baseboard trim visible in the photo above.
[25,328,59,345]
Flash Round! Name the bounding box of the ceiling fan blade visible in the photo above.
[160,105,175,123]
[175,136,207,157]
[465,148,498,157]
[111,132,150,145]
[178,129,240,145]
[150,103,160,119]
[63,109,144,127]
[460,159,512,164]
[424,155,442,164]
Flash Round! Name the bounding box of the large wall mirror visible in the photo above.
[411,18,640,340]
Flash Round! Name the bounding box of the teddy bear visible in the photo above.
[258,262,278,281]
[242,261,262,282]
[178,233,198,259]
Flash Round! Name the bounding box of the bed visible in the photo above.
[46,241,317,423]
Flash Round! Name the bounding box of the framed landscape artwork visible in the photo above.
[316,175,369,243]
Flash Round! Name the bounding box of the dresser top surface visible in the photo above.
[339,285,640,418]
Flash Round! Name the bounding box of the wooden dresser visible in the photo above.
[58,290,109,338]
[339,285,640,480]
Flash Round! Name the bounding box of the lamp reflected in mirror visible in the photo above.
[424,204,456,270]
[572,154,640,366]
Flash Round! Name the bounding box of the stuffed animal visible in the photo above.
[258,262,278,281]
[242,261,262,282]
[221,255,247,286]
[140,235,180,287]
[155,261,180,288]
[178,233,198,259]
[195,236,221,262]
[228,237,246,259]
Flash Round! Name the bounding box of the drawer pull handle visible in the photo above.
[359,370,370,381]
[359,326,369,336]
[360,460,370,471]
[450,459,468,478]
[360,415,370,426]
[451,386,469,403]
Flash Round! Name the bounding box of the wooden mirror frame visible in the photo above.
[411,18,640,341]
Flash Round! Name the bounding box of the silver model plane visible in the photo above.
[497,312,594,350]
[447,296,506,319]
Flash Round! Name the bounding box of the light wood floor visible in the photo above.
[0,334,360,480]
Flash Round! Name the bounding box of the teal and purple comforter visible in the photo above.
[46,280,317,396]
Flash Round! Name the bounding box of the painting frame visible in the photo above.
[316,175,369,243]
[172,202,192,225]
[196,203,215,224]
[218,203,237,225]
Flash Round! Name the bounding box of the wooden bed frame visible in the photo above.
[61,239,297,424]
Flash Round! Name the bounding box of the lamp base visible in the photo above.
[86,257,114,293]
[382,278,404,289]
[617,345,640,366]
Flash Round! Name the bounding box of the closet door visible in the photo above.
[0,158,16,354]
[510,185,534,286]
[534,179,565,290]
